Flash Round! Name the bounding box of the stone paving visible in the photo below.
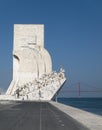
[50,101,102,130]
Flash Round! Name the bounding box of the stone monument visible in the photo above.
[6,24,66,100]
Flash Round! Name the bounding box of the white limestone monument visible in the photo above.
[6,24,66,100]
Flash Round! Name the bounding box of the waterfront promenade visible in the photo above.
[51,101,102,130]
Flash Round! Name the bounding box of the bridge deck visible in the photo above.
[0,101,88,130]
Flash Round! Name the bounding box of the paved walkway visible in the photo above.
[50,101,102,130]
[0,101,88,130]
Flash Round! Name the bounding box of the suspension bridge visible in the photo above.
[58,82,102,97]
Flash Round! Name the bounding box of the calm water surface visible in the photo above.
[57,98,102,116]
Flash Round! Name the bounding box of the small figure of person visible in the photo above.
[16,89,20,98]
[26,94,28,100]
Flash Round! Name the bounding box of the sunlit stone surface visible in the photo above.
[6,24,66,100]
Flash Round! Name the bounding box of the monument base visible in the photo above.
[6,68,66,101]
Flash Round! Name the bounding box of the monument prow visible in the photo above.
[6,24,66,100]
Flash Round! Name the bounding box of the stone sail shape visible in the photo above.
[6,24,66,100]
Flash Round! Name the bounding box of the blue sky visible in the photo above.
[0,0,102,97]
